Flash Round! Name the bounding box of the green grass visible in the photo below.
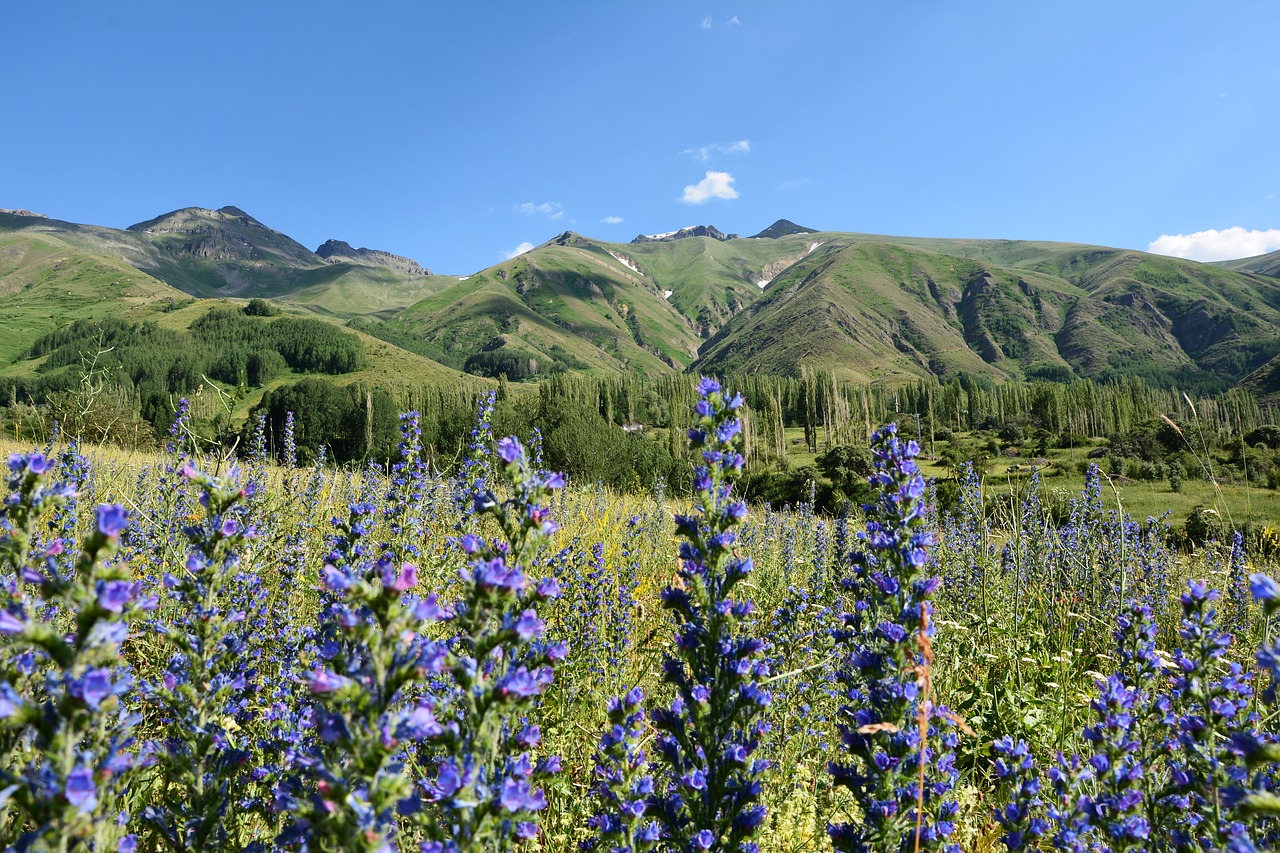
[0,232,192,364]
[770,423,1280,529]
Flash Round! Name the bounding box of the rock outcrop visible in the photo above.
[316,239,431,275]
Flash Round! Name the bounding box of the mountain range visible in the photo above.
[5,204,1280,400]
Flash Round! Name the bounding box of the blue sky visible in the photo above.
[3,1,1278,274]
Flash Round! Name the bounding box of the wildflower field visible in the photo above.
[2,381,1280,852]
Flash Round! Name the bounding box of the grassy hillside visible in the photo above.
[596,232,820,336]
[691,235,1280,389]
[0,208,439,319]
[0,221,477,436]
[0,228,192,365]
[10,206,1280,393]
[388,234,703,377]
[1221,248,1280,278]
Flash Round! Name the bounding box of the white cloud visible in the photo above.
[502,241,535,260]
[700,15,713,29]
[776,178,810,191]
[682,139,751,162]
[728,15,741,25]
[515,201,564,220]
[681,171,739,204]
[1147,227,1280,262]
[601,215,624,224]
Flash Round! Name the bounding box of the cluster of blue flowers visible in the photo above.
[829,424,960,853]
[11,381,1280,853]
[989,575,1280,851]
[1,450,150,849]
[584,377,772,853]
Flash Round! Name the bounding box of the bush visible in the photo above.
[998,423,1026,443]
[243,298,280,317]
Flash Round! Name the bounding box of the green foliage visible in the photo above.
[243,298,280,317]
[0,307,371,448]
[1246,425,1280,449]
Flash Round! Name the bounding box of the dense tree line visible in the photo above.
[9,310,1280,504]
[246,377,693,492]
[1,307,365,436]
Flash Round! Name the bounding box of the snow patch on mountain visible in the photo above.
[606,250,643,276]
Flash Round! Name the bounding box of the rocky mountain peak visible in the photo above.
[750,219,818,239]
[125,206,320,266]
[631,225,737,244]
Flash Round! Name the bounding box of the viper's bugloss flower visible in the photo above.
[0,446,145,845]
[829,423,960,853]
[638,379,772,853]
[1251,572,1280,613]
[96,503,129,539]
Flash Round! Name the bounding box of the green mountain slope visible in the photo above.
[1221,248,1280,278]
[9,205,1280,393]
[690,237,1280,389]
[595,231,825,336]
[386,232,702,377]
[0,225,192,365]
[0,207,443,319]
[0,216,473,406]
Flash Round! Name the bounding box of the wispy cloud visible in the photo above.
[502,241,535,260]
[728,15,741,25]
[601,215,624,224]
[700,15,713,29]
[681,171,738,204]
[682,139,751,163]
[515,201,564,220]
[776,178,810,191]
[1147,227,1280,262]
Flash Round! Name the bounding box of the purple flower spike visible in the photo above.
[96,580,134,613]
[70,668,114,710]
[1250,572,1280,610]
[308,667,352,694]
[386,562,417,593]
[535,577,561,599]
[64,765,98,812]
[496,436,523,464]
[514,609,545,641]
[0,610,25,635]
[95,503,129,539]
[0,682,22,718]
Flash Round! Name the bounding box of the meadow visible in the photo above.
[1,382,1278,852]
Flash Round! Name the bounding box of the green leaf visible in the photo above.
[1239,791,1280,816]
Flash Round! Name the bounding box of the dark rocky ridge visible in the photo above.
[751,219,817,239]
[632,225,737,244]
[316,239,431,275]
